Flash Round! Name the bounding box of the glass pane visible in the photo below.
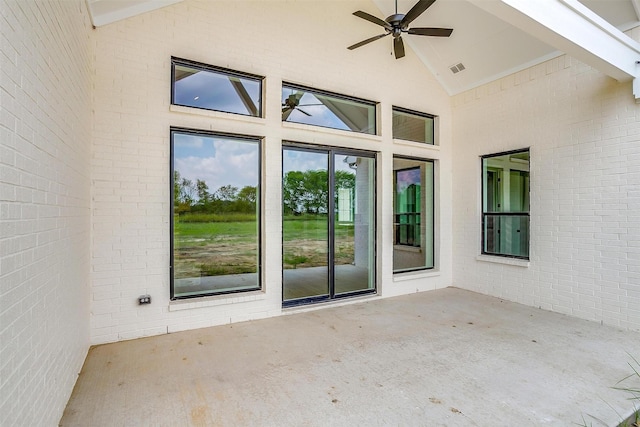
[173,62,261,116]
[172,132,260,297]
[482,150,530,258]
[393,158,434,272]
[334,155,375,295]
[282,86,375,134]
[395,168,421,246]
[392,108,435,144]
[282,149,329,301]
[509,170,530,211]
[484,214,529,258]
[482,151,529,213]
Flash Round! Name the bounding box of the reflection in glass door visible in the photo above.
[334,154,375,295]
[283,145,375,306]
[282,149,329,301]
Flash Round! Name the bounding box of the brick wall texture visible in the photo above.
[0,0,93,425]
[2,1,640,424]
[452,27,640,332]
[89,0,454,345]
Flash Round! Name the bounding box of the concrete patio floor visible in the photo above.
[61,287,640,427]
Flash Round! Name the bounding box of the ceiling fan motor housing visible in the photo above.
[387,14,405,27]
[347,0,453,59]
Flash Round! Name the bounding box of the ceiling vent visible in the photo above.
[449,63,466,74]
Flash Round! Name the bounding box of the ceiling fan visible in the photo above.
[282,91,322,120]
[348,0,453,59]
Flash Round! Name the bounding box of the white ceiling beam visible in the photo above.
[86,0,184,27]
[468,0,640,98]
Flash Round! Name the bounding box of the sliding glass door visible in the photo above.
[282,145,375,306]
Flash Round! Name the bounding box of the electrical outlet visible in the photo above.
[138,295,151,305]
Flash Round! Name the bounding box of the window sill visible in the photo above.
[393,138,440,151]
[169,104,265,125]
[393,269,440,281]
[476,255,530,268]
[393,245,422,253]
[169,290,266,311]
[282,121,382,142]
[283,292,380,315]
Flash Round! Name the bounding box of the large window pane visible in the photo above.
[393,157,434,273]
[482,150,530,259]
[172,58,262,117]
[392,107,435,144]
[171,129,260,298]
[282,84,376,135]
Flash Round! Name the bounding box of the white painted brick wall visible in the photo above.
[0,0,93,425]
[90,0,454,344]
[452,27,640,331]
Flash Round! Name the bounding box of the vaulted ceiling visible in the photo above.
[370,0,640,94]
[86,0,640,95]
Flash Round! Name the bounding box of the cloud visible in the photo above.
[396,168,421,192]
[174,135,259,192]
[283,149,328,174]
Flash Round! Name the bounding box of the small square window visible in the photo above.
[393,107,435,145]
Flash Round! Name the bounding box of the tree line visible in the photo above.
[174,171,256,215]
[283,169,354,215]
[175,169,355,216]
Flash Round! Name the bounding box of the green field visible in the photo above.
[173,214,355,279]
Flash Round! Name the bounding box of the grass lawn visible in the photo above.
[173,214,355,278]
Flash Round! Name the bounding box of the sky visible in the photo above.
[174,133,259,193]
[283,91,350,131]
[175,135,359,195]
[396,167,421,193]
[174,67,260,115]
[283,149,357,175]
[173,77,367,191]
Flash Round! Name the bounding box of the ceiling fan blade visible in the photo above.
[408,27,453,37]
[394,37,405,59]
[402,0,436,27]
[347,33,389,50]
[282,107,293,121]
[296,108,312,117]
[353,11,392,29]
[286,91,304,105]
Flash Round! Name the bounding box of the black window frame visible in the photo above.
[170,126,263,300]
[171,57,264,118]
[393,155,435,274]
[392,106,436,145]
[281,82,377,135]
[481,148,530,260]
